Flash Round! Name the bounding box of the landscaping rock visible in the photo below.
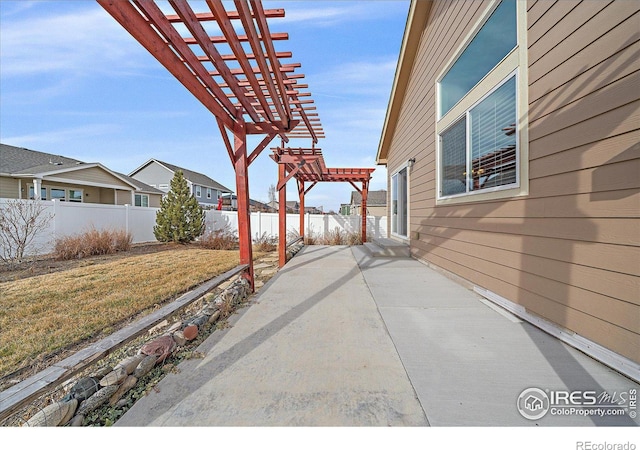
[208,310,221,324]
[114,354,146,375]
[76,385,118,416]
[109,375,137,406]
[70,414,85,427]
[183,325,198,341]
[148,320,169,335]
[140,335,176,363]
[22,399,78,427]
[68,377,101,402]
[99,367,127,387]
[90,365,113,379]
[166,321,182,334]
[188,314,208,328]
[59,399,78,426]
[172,330,187,346]
[134,355,157,378]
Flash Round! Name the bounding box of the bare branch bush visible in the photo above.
[0,200,54,267]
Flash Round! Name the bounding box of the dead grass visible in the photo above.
[0,247,243,379]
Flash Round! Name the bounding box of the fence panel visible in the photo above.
[1,199,387,258]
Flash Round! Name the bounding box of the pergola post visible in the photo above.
[278,163,287,268]
[298,179,305,240]
[233,122,254,290]
[361,180,369,243]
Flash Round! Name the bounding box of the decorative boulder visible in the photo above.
[140,335,176,363]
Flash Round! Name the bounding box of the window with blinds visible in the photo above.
[440,74,517,197]
[436,0,522,200]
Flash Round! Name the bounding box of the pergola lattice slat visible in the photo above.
[271,146,374,266]
[99,0,372,283]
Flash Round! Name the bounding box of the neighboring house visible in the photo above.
[129,159,233,209]
[221,194,277,213]
[343,189,387,217]
[376,0,639,370]
[0,143,162,206]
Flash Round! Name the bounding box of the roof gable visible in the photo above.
[1,143,139,190]
[350,190,387,206]
[130,158,233,193]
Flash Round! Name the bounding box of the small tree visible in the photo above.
[154,170,205,243]
[0,199,53,266]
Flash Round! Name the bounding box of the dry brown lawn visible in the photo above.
[0,246,257,379]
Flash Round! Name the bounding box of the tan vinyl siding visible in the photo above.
[386,0,640,362]
[0,177,19,199]
[51,166,131,188]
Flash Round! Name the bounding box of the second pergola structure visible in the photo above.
[98,0,375,288]
[271,146,374,268]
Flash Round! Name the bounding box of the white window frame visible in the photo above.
[68,189,83,202]
[50,187,67,201]
[135,193,149,207]
[435,0,528,205]
[195,185,201,197]
[206,188,212,199]
[28,185,47,200]
[390,162,410,240]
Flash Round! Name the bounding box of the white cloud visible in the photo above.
[0,5,151,77]
[3,124,121,148]
[275,1,407,27]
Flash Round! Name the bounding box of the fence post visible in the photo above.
[125,204,130,236]
[257,211,261,238]
[52,199,58,242]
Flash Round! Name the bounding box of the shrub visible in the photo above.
[154,170,205,243]
[0,199,53,266]
[54,228,132,260]
[198,224,238,250]
[253,232,278,252]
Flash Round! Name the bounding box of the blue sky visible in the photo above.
[0,0,410,212]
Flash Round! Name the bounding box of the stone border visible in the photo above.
[0,264,248,423]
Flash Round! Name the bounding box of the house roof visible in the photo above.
[130,158,233,193]
[376,0,433,165]
[1,143,140,191]
[115,172,164,195]
[1,143,85,174]
[350,189,387,206]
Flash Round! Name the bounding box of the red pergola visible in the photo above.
[271,146,374,267]
[98,0,373,288]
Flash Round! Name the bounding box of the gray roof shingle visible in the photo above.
[138,159,233,194]
[1,143,84,174]
[350,190,387,206]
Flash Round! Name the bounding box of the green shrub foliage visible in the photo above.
[154,170,205,243]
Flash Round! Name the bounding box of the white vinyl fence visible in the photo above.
[0,199,387,257]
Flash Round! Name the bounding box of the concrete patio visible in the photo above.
[115,245,639,426]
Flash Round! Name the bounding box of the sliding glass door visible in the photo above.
[391,167,407,237]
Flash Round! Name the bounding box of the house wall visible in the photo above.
[0,177,19,198]
[385,0,639,362]
[131,162,173,190]
[352,205,387,217]
[51,166,130,188]
[195,185,221,207]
